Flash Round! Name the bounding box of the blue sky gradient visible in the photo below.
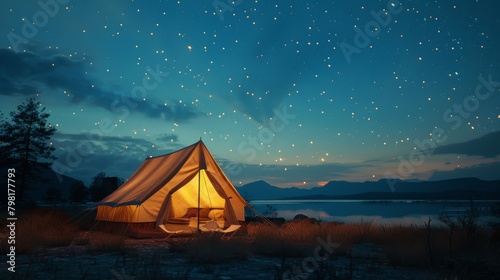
[1,0,499,187]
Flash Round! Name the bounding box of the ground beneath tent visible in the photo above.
[0,235,440,279]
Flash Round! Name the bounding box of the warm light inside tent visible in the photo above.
[170,169,225,218]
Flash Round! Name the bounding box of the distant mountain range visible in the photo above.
[24,168,80,201]
[236,178,500,201]
[11,168,500,203]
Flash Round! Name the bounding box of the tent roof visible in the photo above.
[95,140,248,208]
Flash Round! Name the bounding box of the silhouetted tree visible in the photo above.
[0,112,12,163]
[89,172,105,201]
[0,114,12,206]
[69,181,88,206]
[263,204,278,218]
[89,172,112,201]
[1,98,57,200]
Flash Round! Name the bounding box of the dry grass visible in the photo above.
[0,208,78,254]
[3,206,498,275]
[247,221,374,257]
[247,221,499,271]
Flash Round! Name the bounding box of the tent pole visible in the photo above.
[197,138,203,230]
[197,168,200,229]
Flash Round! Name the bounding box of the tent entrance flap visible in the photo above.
[168,169,225,219]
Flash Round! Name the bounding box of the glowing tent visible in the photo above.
[95,140,248,229]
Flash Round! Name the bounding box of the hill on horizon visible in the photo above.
[236,178,500,200]
[2,166,80,204]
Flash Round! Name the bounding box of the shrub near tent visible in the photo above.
[95,140,249,235]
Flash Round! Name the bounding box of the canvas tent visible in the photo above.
[95,140,248,229]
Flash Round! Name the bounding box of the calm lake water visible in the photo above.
[250,200,500,226]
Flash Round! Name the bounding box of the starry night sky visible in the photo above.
[1,0,499,188]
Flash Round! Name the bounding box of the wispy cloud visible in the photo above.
[433,131,500,158]
[429,161,500,181]
[156,133,178,143]
[51,132,181,183]
[0,47,199,122]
